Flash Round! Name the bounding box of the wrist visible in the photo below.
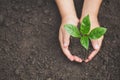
[80,14,98,23]
[62,16,79,23]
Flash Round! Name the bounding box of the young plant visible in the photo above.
[64,15,107,50]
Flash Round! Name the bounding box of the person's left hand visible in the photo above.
[85,36,104,62]
[82,17,104,62]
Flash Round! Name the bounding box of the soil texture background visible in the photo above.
[0,0,120,80]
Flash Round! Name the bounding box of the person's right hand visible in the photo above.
[59,17,83,63]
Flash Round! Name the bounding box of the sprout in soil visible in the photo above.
[64,15,107,50]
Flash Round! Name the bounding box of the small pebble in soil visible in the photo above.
[44,9,49,14]
[37,0,43,7]
[26,8,31,13]
[46,78,52,80]
[12,6,19,11]
[15,65,24,75]
[42,20,48,24]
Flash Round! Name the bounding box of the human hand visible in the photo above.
[59,18,83,63]
[83,17,104,62]
[85,36,103,62]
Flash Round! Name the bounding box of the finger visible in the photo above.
[97,36,104,48]
[91,36,104,50]
[59,29,74,61]
[62,48,74,61]
[85,49,99,62]
[91,39,99,50]
[85,36,104,62]
[74,55,83,63]
[62,29,70,48]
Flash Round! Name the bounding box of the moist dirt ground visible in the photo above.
[0,0,120,80]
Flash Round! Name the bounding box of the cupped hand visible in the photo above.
[85,36,104,62]
[59,17,104,63]
[59,18,83,63]
[84,18,104,62]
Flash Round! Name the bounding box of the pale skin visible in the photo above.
[55,0,103,63]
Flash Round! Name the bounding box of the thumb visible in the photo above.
[91,36,104,50]
[91,39,100,50]
[63,32,70,48]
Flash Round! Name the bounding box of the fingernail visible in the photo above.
[64,43,68,47]
[76,58,79,62]
[70,57,74,61]
[85,60,88,63]
[79,60,82,63]
[95,45,99,49]
[85,58,90,62]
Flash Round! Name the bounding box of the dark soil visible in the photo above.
[0,0,120,80]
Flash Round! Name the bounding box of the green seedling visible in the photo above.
[64,15,107,50]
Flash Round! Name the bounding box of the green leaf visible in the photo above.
[89,27,107,39]
[80,15,90,34]
[80,36,89,50]
[64,24,81,38]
